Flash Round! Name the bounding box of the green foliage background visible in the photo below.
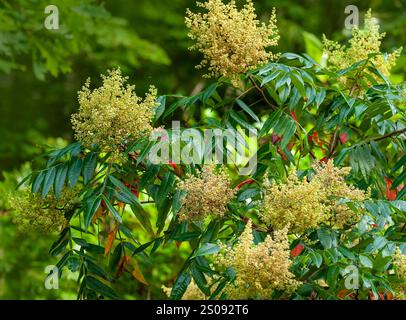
[0,0,405,299]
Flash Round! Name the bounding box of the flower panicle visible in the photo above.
[323,9,402,90]
[186,0,279,86]
[260,160,369,233]
[71,69,157,158]
[214,220,301,299]
[177,165,236,221]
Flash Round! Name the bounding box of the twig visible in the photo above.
[371,128,406,142]
[248,75,276,110]
[328,57,369,158]
[328,127,339,155]
[328,84,359,157]
[236,86,255,100]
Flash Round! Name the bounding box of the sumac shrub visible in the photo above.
[13,1,406,300]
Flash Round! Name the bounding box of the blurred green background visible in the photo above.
[0,0,405,299]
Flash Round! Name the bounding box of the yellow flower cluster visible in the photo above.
[162,280,208,300]
[394,248,406,280]
[12,188,77,233]
[177,165,236,221]
[186,0,279,85]
[402,87,406,105]
[394,285,406,300]
[392,248,406,299]
[323,10,402,89]
[260,161,368,233]
[313,161,368,228]
[214,220,300,299]
[260,169,325,233]
[71,69,157,157]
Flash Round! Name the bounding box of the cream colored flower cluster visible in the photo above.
[214,220,300,299]
[71,69,157,156]
[177,165,236,221]
[323,10,401,90]
[186,0,279,85]
[402,87,406,104]
[12,188,77,233]
[260,169,325,233]
[260,161,369,233]
[392,248,406,299]
[313,160,368,228]
[394,248,406,280]
[162,280,209,300]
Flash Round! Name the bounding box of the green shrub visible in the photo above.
[14,2,406,300]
